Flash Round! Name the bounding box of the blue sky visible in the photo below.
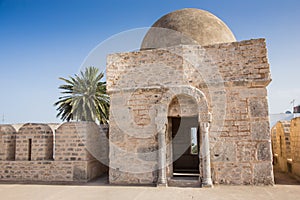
[0,0,300,123]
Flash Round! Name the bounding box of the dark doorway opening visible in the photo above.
[28,139,32,161]
[171,117,199,175]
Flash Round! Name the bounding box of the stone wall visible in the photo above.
[290,117,300,177]
[273,121,291,172]
[55,122,99,161]
[271,118,300,178]
[16,123,53,161]
[109,89,159,184]
[0,160,102,182]
[271,126,277,164]
[107,39,274,185]
[211,87,272,185]
[0,122,108,183]
[0,125,16,161]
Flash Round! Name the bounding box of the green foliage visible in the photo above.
[54,66,109,124]
[191,143,198,155]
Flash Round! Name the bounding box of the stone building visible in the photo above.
[107,8,274,187]
[271,118,300,178]
[272,121,291,172]
[0,122,108,183]
[290,117,300,177]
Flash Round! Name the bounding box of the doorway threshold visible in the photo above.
[168,173,201,187]
[173,172,199,177]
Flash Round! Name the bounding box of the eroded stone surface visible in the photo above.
[107,39,274,185]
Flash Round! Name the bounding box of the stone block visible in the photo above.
[257,142,272,161]
[249,98,268,118]
[253,162,274,185]
[137,146,158,161]
[73,165,87,181]
[236,141,256,162]
[251,121,270,140]
[211,142,236,162]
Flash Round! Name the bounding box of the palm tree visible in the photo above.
[54,66,109,124]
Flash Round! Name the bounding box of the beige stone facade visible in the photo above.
[107,38,274,186]
[272,121,291,172]
[0,125,16,161]
[271,126,277,165]
[290,117,300,177]
[16,123,53,161]
[271,118,300,179]
[0,122,108,183]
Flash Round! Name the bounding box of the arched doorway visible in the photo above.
[155,86,212,187]
[168,95,200,176]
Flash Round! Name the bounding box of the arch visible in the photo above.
[168,94,199,117]
[167,94,200,178]
[155,86,212,187]
[158,86,210,122]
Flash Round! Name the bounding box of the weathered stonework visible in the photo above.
[290,117,300,177]
[0,122,108,183]
[107,38,274,186]
[271,118,300,179]
[272,121,291,172]
[16,123,53,161]
[0,125,16,161]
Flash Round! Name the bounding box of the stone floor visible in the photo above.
[0,170,299,200]
[273,166,300,185]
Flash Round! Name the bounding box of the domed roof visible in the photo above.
[141,8,236,50]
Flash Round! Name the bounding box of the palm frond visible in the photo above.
[54,66,110,123]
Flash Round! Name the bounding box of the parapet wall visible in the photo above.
[16,123,53,161]
[0,160,104,182]
[0,122,108,183]
[0,125,16,161]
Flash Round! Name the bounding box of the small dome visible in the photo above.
[141,8,236,50]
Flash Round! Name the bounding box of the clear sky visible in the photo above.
[0,0,300,124]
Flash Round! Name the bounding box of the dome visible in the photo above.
[141,8,236,50]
